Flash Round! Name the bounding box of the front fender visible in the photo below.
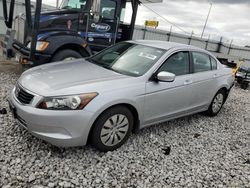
[90,98,141,123]
[39,32,92,56]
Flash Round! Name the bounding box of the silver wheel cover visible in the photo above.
[100,114,129,146]
[212,93,224,113]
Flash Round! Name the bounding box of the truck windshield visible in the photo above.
[88,42,166,77]
[61,0,87,9]
[241,61,250,71]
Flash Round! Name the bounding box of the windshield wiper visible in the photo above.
[87,58,100,65]
[99,63,113,70]
[87,58,113,70]
[87,58,126,75]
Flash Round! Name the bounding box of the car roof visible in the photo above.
[131,40,204,51]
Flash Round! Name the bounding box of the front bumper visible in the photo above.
[17,53,51,66]
[9,88,95,147]
[13,40,51,66]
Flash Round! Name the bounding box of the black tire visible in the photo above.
[240,81,249,90]
[237,78,242,84]
[21,64,30,72]
[90,106,134,152]
[51,49,82,62]
[206,89,226,117]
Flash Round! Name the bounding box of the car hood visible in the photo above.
[18,59,129,96]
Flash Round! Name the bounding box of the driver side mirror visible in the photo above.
[156,71,176,82]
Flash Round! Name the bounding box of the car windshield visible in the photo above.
[87,42,166,77]
[60,0,86,9]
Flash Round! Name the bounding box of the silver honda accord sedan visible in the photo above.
[9,40,235,151]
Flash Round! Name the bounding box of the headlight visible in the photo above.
[27,41,49,51]
[37,93,98,110]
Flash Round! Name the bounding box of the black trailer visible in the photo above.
[235,61,250,90]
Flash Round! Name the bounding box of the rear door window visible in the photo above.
[192,52,211,73]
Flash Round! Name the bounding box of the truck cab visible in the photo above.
[2,0,140,66]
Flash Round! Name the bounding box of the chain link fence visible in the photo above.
[133,25,250,61]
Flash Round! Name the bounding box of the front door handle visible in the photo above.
[184,79,193,85]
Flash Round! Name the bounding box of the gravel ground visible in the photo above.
[0,70,250,188]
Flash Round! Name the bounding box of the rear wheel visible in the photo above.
[206,89,226,117]
[90,106,134,152]
[51,49,82,62]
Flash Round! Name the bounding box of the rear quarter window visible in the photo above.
[210,57,217,70]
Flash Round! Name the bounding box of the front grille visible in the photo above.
[15,85,34,104]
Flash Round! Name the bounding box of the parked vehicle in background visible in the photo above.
[1,0,161,66]
[235,60,250,89]
[9,41,235,151]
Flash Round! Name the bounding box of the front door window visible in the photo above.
[100,0,116,20]
[61,0,87,9]
[159,51,190,76]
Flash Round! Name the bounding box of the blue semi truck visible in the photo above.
[1,0,161,66]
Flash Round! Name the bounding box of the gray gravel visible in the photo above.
[0,71,250,188]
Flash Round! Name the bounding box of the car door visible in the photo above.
[143,51,194,125]
[188,51,219,110]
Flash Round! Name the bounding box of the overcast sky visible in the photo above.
[43,0,250,46]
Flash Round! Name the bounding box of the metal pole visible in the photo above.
[2,0,8,23]
[30,0,42,61]
[201,3,212,39]
[2,0,15,28]
[168,25,172,41]
[143,25,147,39]
[188,31,193,45]
[25,0,32,30]
[129,0,139,40]
[56,0,59,8]
[217,36,223,53]
[205,34,210,50]
[228,39,233,55]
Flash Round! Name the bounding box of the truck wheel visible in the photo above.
[236,78,242,84]
[240,81,249,90]
[51,49,82,62]
[90,106,134,152]
[21,64,30,72]
[206,89,226,117]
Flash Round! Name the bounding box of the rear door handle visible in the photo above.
[184,79,193,85]
[213,73,218,78]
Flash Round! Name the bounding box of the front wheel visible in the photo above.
[90,106,134,152]
[206,90,226,117]
[51,49,82,62]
